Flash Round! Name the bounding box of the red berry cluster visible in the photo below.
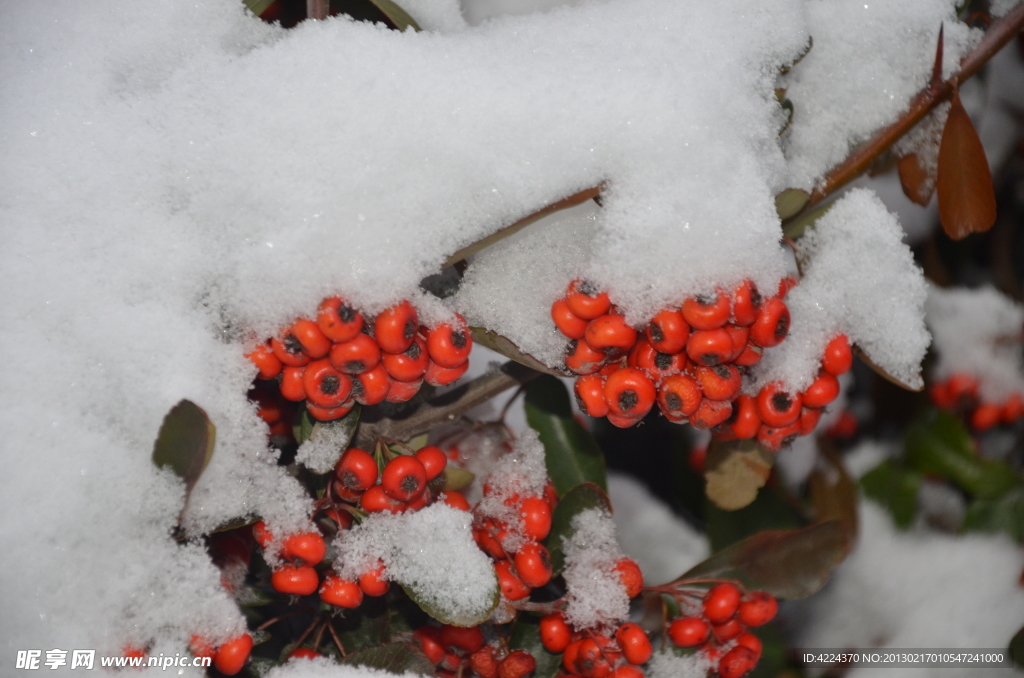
[553,279,853,450]
[188,634,255,676]
[666,583,777,678]
[540,614,652,678]
[414,625,539,678]
[929,372,1024,432]
[247,298,473,421]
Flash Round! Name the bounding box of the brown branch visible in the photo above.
[806,5,1024,208]
[352,360,541,449]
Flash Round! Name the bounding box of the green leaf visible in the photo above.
[339,643,435,676]
[293,407,316,446]
[243,656,279,678]
[365,0,421,31]
[401,573,500,627]
[437,466,475,492]
[782,201,832,240]
[525,375,607,496]
[334,596,393,654]
[543,482,613,575]
[774,188,810,220]
[705,484,803,552]
[152,400,216,493]
[680,521,851,600]
[963,487,1024,542]
[508,615,563,678]
[1010,624,1024,668]
[860,461,922,529]
[904,409,1021,499]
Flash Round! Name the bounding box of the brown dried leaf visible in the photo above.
[936,91,996,240]
[808,444,859,540]
[704,439,776,511]
[854,346,924,392]
[897,153,935,206]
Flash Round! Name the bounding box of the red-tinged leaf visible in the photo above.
[930,24,944,90]
[897,153,935,206]
[677,521,852,600]
[936,91,997,240]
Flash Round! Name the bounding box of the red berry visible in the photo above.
[552,299,589,339]
[320,575,363,608]
[610,667,644,678]
[411,445,446,481]
[736,632,762,661]
[725,324,751,362]
[799,406,822,435]
[290,318,332,359]
[498,650,536,678]
[606,412,642,428]
[474,519,508,559]
[563,640,583,675]
[604,368,656,418]
[727,394,761,439]
[757,421,802,452]
[575,374,610,417]
[733,342,763,367]
[520,496,552,541]
[756,383,802,427]
[404,488,430,512]
[317,296,364,343]
[971,403,1002,431]
[575,638,611,678]
[712,617,743,641]
[272,564,319,596]
[440,490,471,511]
[374,301,419,354]
[303,358,353,408]
[686,328,733,366]
[667,617,709,647]
[613,557,643,598]
[189,635,215,659]
[282,532,326,566]
[731,280,762,326]
[658,374,702,419]
[738,591,777,627]
[694,364,742,401]
[802,372,840,408]
[382,335,430,382]
[354,363,392,405]
[689,398,733,429]
[386,377,423,403]
[514,542,553,588]
[566,280,611,320]
[495,560,531,601]
[631,338,688,384]
[359,565,390,597]
[425,359,469,386]
[718,646,756,678]
[382,455,427,501]
[1003,394,1024,424]
[426,320,472,369]
[749,297,790,348]
[703,583,742,623]
[615,623,652,665]
[360,485,404,513]
[307,400,354,422]
[682,293,730,330]
[336,447,378,492]
[440,624,484,653]
[586,314,638,355]
[469,647,499,678]
[565,339,607,375]
[247,343,283,380]
[540,612,572,653]
[821,334,853,376]
[413,627,445,665]
[646,309,690,354]
[287,648,321,661]
[280,365,307,402]
[271,332,312,367]
[252,521,274,549]
[213,634,253,676]
[329,333,382,375]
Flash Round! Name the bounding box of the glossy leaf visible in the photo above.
[152,400,216,493]
[472,327,567,377]
[782,201,832,240]
[679,521,851,600]
[401,574,500,627]
[544,482,613,575]
[963,487,1024,542]
[525,375,607,496]
[860,461,922,529]
[774,188,809,220]
[340,643,435,676]
[705,484,803,553]
[509,615,563,678]
[334,596,393,654]
[897,153,935,206]
[936,91,997,240]
[704,438,775,511]
[904,409,1021,499]
[854,345,924,392]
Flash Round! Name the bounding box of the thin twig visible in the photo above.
[326,620,348,657]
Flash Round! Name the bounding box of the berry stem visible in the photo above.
[326,620,348,657]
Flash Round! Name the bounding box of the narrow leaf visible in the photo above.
[897,153,935,206]
[152,400,216,493]
[340,643,435,676]
[525,375,607,496]
[472,327,568,377]
[543,482,613,575]
[704,439,775,511]
[509,616,563,678]
[930,24,944,90]
[365,0,421,31]
[774,188,810,220]
[936,91,997,240]
[854,345,923,392]
[679,521,852,600]
[860,461,922,529]
[963,487,1024,542]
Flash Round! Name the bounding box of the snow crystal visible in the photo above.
[296,419,355,474]
[561,508,630,630]
[782,0,979,189]
[754,189,930,392]
[266,655,421,678]
[789,502,1024,676]
[400,0,467,32]
[991,0,1024,17]
[332,504,496,622]
[645,649,713,678]
[607,473,709,586]
[926,286,1024,402]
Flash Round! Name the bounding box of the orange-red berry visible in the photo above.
[414,445,447,481]
[604,368,656,418]
[290,318,332,359]
[307,400,354,422]
[271,332,313,367]
[574,638,612,678]
[718,647,757,678]
[728,394,761,439]
[799,406,822,436]
[498,650,536,678]
[736,632,762,661]
[756,383,802,427]
[189,635,215,659]
[374,301,419,354]
[514,542,553,588]
[247,343,283,380]
[252,521,274,549]
[282,532,326,566]
[712,617,743,641]
[272,564,319,596]
[440,490,471,511]
[552,299,589,339]
[213,634,253,676]
[469,647,499,678]
[320,575,363,608]
[1002,394,1024,424]
[317,296,364,343]
[682,293,730,330]
[566,280,611,320]
[354,363,391,405]
[360,485,404,513]
[613,557,643,598]
[495,560,531,601]
[658,375,702,419]
[738,591,778,627]
[359,565,390,597]
[520,496,553,541]
[731,280,762,326]
[757,421,802,452]
[329,333,381,375]
[565,339,607,375]
[382,336,430,382]
[667,617,709,647]
[425,359,469,386]
[287,648,322,661]
[413,627,445,665]
[610,667,644,678]
[586,314,638,355]
[971,403,1002,431]
[689,398,732,429]
[440,624,485,653]
[647,309,690,354]
[631,339,687,384]
[385,377,422,403]
[749,297,790,348]
[733,342,763,367]
[686,328,734,366]
[802,372,839,408]
[426,318,472,368]
[336,447,378,491]
[703,583,742,623]
[382,455,427,501]
[280,365,307,402]
[575,374,610,417]
[540,612,572,653]
[563,640,583,675]
[615,623,652,665]
[303,358,353,408]
[695,364,742,401]
[821,334,853,376]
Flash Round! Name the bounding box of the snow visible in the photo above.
[926,286,1024,402]
[332,503,497,622]
[607,473,709,586]
[266,656,421,678]
[645,650,714,678]
[753,189,930,393]
[788,502,1024,678]
[561,508,630,631]
[474,429,551,552]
